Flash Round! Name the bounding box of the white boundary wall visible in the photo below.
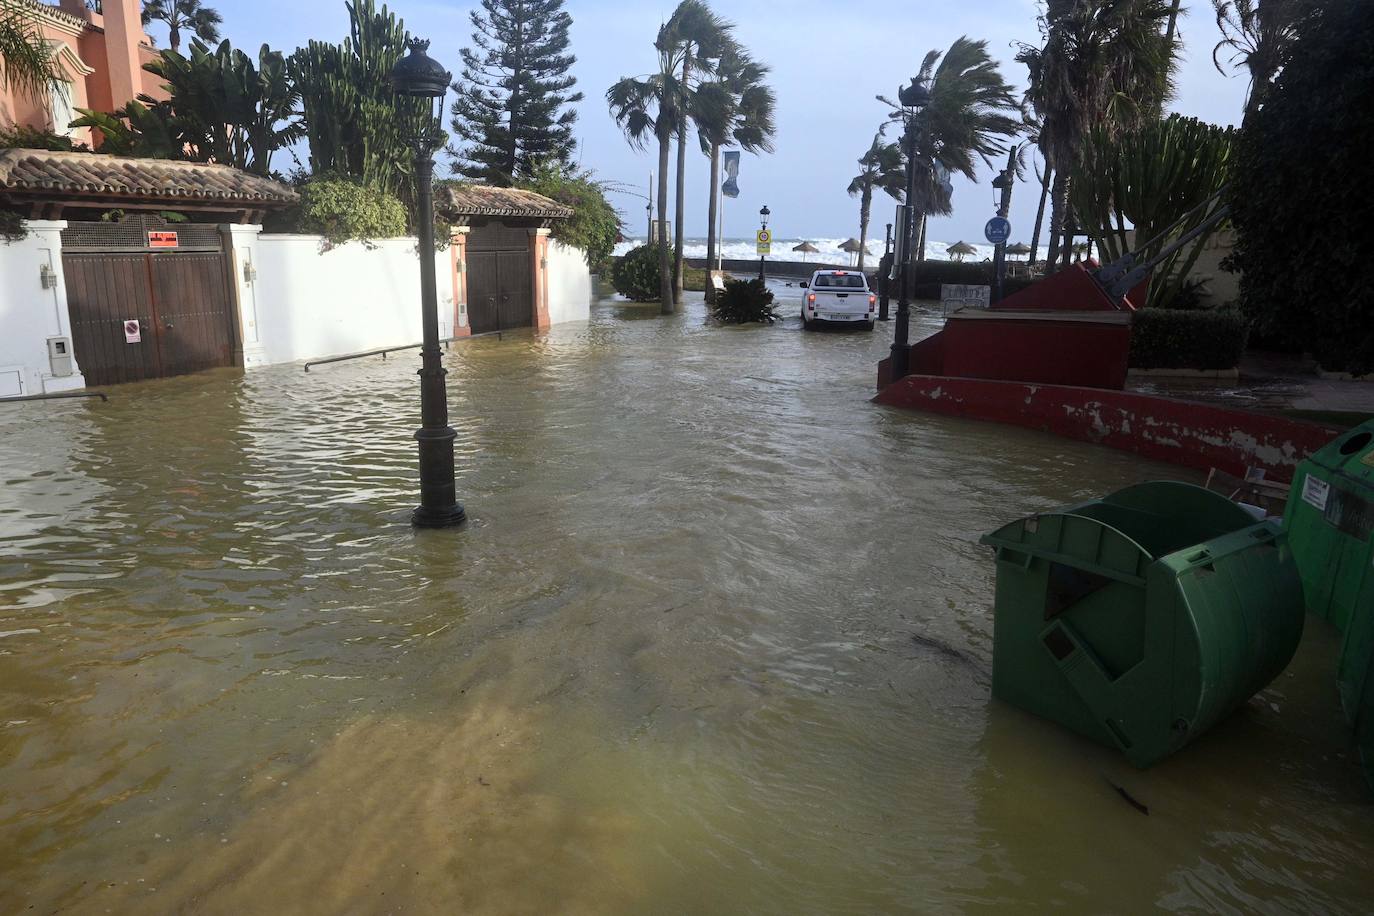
[0,221,85,397]
[546,240,591,327]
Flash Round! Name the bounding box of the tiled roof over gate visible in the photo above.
[0,150,298,206]
[437,184,573,219]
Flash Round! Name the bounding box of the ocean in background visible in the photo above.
[613,236,999,264]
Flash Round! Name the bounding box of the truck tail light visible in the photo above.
[807,294,816,303]
[869,295,876,305]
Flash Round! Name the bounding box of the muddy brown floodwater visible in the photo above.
[3,286,1374,914]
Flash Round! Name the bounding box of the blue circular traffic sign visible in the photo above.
[985,216,1011,245]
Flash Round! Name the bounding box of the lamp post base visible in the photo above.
[412,503,468,528]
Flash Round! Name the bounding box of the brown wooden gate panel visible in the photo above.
[63,252,161,386]
[149,252,235,376]
[497,250,532,330]
[467,250,501,335]
[62,249,235,385]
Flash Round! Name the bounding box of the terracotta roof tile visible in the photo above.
[437,184,572,220]
[0,150,298,206]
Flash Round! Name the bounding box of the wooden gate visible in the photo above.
[61,219,237,386]
[466,224,532,334]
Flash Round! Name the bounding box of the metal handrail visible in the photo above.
[302,330,505,371]
[0,390,108,404]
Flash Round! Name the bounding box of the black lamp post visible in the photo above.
[758,204,770,281]
[890,77,931,382]
[390,38,466,529]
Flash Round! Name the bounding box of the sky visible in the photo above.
[185,0,1251,244]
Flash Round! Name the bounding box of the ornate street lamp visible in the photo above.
[390,38,466,529]
[890,77,931,382]
[758,204,771,281]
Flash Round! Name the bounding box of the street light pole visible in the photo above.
[758,204,770,282]
[391,38,466,529]
[890,78,930,382]
[878,221,893,321]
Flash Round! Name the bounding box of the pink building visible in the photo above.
[0,0,165,146]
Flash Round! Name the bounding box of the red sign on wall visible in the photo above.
[148,231,179,249]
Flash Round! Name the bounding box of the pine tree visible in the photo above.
[450,0,583,186]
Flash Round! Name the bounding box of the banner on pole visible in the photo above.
[722,150,740,199]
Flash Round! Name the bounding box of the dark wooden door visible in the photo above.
[62,249,235,385]
[64,252,161,386]
[467,250,502,335]
[465,224,533,335]
[149,252,235,376]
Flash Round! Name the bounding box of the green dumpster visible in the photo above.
[1283,422,1374,790]
[981,481,1305,768]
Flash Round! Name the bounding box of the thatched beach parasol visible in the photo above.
[838,238,865,266]
[1006,242,1032,259]
[946,241,978,262]
[793,241,819,262]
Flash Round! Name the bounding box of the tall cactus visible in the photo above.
[1071,115,1235,309]
[290,0,436,207]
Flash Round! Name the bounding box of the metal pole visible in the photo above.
[878,222,893,321]
[411,145,466,529]
[646,171,653,242]
[758,219,765,282]
[890,115,921,381]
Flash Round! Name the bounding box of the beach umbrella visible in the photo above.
[946,241,978,262]
[838,237,864,266]
[793,241,819,262]
[1006,242,1032,259]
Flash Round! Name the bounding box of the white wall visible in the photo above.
[242,234,455,367]
[0,220,85,396]
[546,239,591,326]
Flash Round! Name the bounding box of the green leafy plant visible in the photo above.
[1071,115,1235,310]
[710,277,777,324]
[0,124,87,151]
[141,0,223,53]
[515,160,622,273]
[0,0,56,104]
[267,178,407,247]
[1129,308,1249,370]
[611,244,662,301]
[1229,1,1373,371]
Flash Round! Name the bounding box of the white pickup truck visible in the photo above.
[799,270,876,330]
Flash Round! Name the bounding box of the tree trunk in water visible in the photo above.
[658,134,673,315]
[1029,166,1051,264]
[1046,170,1070,271]
[672,55,690,306]
[705,143,720,304]
[857,185,871,272]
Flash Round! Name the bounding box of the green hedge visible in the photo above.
[1130,308,1249,370]
[265,178,407,246]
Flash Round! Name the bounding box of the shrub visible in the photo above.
[1129,308,1250,370]
[710,278,778,324]
[267,178,407,246]
[612,244,661,301]
[1229,3,1374,370]
[0,125,88,151]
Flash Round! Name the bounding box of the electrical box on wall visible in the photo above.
[47,337,73,377]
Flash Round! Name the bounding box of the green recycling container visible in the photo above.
[981,481,1305,768]
[1283,421,1374,790]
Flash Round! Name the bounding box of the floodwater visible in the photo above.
[3,286,1373,914]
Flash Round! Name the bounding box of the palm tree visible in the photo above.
[882,37,1021,263]
[608,49,682,314]
[1212,0,1307,123]
[141,0,223,53]
[0,0,55,104]
[1018,0,1176,269]
[697,41,775,301]
[658,0,732,305]
[847,132,905,272]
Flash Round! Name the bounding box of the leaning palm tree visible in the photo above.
[1212,0,1308,123]
[1018,0,1177,269]
[608,50,682,315]
[881,37,1021,264]
[847,132,905,272]
[697,40,775,300]
[141,0,223,53]
[658,0,732,305]
[0,0,56,104]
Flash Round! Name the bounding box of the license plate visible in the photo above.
[825,313,854,320]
